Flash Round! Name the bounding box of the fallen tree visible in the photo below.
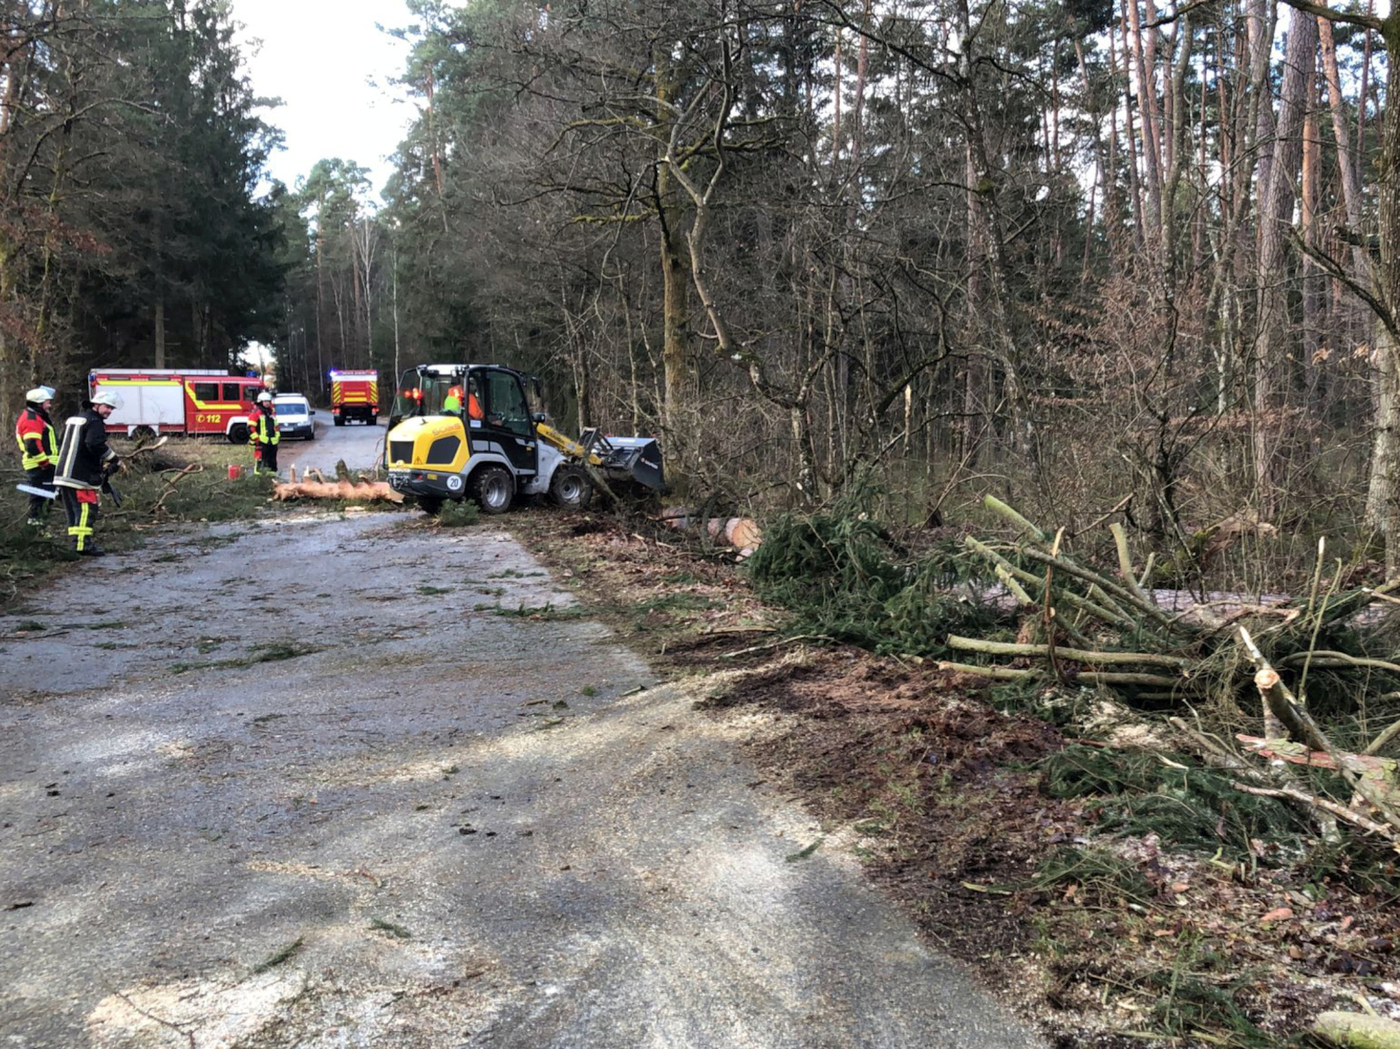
[942,496,1400,851]
[272,466,404,504]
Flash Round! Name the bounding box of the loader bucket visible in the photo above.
[585,432,667,494]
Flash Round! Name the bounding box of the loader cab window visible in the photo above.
[484,370,531,437]
[392,368,424,421]
[392,368,447,419]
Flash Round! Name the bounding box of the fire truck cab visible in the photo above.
[90,368,268,442]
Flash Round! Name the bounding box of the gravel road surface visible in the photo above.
[0,512,1045,1049]
[277,411,383,477]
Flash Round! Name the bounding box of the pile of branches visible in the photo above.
[747,501,995,655]
[944,496,1400,851]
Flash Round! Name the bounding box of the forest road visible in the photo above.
[0,512,1046,1049]
[277,410,385,477]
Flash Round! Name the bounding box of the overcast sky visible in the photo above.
[231,0,417,200]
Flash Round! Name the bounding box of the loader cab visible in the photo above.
[476,367,538,476]
[386,363,539,479]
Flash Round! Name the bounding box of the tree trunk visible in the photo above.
[654,53,690,443]
[1253,4,1316,514]
[155,293,166,369]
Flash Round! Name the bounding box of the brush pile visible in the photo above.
[945,495,1400,851]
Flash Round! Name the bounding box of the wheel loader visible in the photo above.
[383,363,665,515]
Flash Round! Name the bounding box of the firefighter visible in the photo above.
[15,385,58,527]
[53,390,122,557]
[248,391,280,475]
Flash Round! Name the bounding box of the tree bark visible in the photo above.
[1253,5,1316,514]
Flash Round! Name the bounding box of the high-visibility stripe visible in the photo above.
[71,503,92,551]
[96,378,255,411]
[332,381,376,405]
[95,379,182,386]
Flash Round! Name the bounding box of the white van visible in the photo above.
[272,394,316,440]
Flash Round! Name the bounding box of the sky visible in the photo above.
[230,0,418,200]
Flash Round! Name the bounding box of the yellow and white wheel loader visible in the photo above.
[383,364,665,515]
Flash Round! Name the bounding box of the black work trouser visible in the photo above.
[254,440,279,474]
[60,487,100,552]
[25,465,55,519]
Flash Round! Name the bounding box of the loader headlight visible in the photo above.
[447,474,464,492]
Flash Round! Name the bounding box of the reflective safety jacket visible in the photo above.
[15,405,57,470]
[54,410,116,490]
[443,386,463,414]
[248,405,280,447]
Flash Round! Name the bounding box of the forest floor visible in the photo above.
[508,508,1400,1049]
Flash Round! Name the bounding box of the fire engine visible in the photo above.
[89,368,268,442]
[329,370,378,426]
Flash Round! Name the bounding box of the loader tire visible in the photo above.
[470,465,514,515]
[549,464,594,510]
[418,496,444,516]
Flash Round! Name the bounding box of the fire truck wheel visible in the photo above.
[334,415,345,427]
[470,465,515,515]
[549,465,594,510]
[132,425,156,442]
[229,425,249,444]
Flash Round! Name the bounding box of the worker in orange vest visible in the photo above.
[248,391,280,475]
[444,382,484,421]
[16,385,58,527]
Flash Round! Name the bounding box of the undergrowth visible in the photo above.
[1041,745,1316,862]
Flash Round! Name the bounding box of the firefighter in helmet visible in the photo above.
[15,384,58,527]
[248,391,280,475]
[53,390,122,557]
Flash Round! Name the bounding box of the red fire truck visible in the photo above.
[89,368,268,442]
[329,370,378,426]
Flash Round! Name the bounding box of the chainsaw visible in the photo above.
[16,476,122,508]
[17,465,128,509]
[14,435,161,508]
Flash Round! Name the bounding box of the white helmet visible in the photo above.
[25,387,52,403]
[256,391,273,404]
[91,390,123,410]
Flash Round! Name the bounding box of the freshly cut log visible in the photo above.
[660,508,762,555]
[271,479,404,504]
